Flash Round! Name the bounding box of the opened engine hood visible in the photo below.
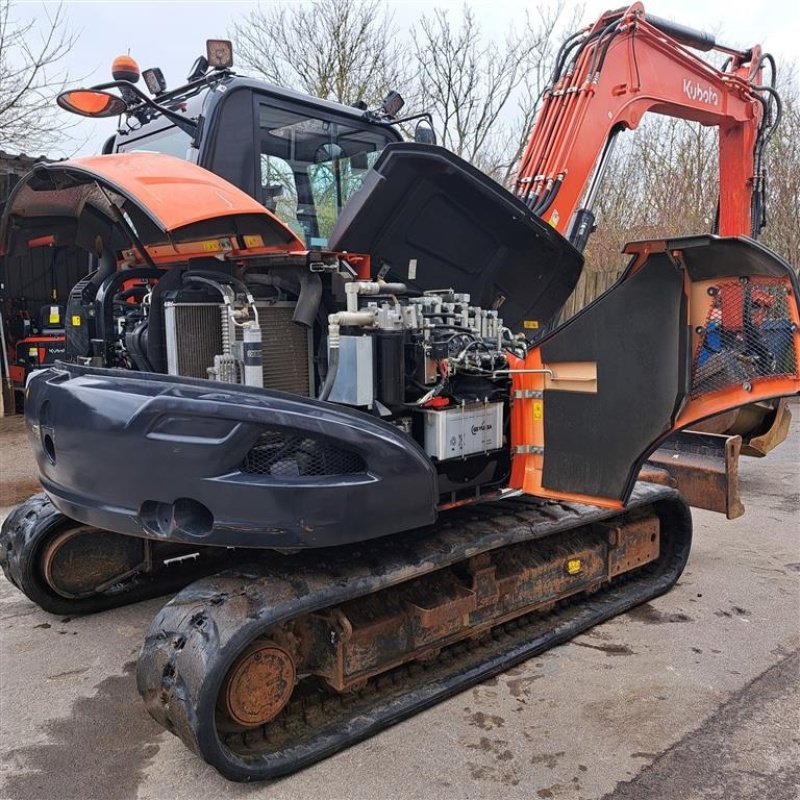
[0,153,303,258]
[329,143,584,332]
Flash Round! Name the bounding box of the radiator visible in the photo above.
[164,302,228,379]
[245,302,314,396]
[165,300,313,395]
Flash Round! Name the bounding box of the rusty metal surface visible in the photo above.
[742,398,793,457]
[691,399,793,458]
[221,642,296,728]
[646,431,744,519]
[689,409,741,435]
[137,483,692,781]
[637,465,677,487]
[314,524,648,691]
[41,527,148,599]
[605,517,660,578]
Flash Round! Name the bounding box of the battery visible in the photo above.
[420,401,504,460]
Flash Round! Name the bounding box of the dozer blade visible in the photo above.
[738,397,793,457]
[691,397,793,457]
[643,431,744,519]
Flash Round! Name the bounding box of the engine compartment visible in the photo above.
[63,252,517,505]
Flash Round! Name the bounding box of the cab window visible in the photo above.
[258,104,393,246]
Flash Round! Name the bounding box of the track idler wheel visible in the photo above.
[1,493,239,616]
[219,641,296,729]
[41,526,148,600]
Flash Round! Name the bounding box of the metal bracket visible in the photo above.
[514,445,544,455]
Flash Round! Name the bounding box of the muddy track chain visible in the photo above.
[138,484,692,781]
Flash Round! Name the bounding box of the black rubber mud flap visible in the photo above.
[329,143,584,331]
[540,252,688,500]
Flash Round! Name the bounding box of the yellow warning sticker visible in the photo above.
[49,306,60,324]
[71,315,81,326]
[566,558,582,575]
[201,240,222,252]
[523,320,540,330]
[243,234,264,249]
[532,401,543,421]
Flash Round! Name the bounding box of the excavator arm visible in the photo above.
[516,2,773,243]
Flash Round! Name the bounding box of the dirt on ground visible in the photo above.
[0,415,40,507]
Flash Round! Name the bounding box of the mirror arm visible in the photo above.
[387,111,435,129]
[91,80,199,136]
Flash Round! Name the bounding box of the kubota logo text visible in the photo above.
[683,78,719,106]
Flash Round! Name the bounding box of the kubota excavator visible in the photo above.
[0,4,798,781]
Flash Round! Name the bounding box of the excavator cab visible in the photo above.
[108,70,402,248]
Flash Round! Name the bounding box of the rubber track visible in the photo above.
[138,483,692,781]
[0,493,246,616]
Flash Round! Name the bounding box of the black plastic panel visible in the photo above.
[24,363,439,549]
[329,143,584,332]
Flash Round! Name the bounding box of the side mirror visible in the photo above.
[56,89,128,118]
[414,120,436,146]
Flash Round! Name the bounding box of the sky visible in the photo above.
[14,0,800,157]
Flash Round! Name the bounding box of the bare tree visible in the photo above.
[0,1,78,153]
[761,69,800,271]
[231,0,405,107]
[494,2,585,185]
[411,2,580,182]
[587,116,719,266]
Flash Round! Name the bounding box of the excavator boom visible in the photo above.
[517,2,771,242]
[515,2,789,458]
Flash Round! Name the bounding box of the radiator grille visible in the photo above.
[241,429,365,477]
[692,279,797,397]
[164,303,226,379]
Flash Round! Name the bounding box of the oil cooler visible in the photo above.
[164,302,228,379]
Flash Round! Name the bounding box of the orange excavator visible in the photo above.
[0,4,797,781]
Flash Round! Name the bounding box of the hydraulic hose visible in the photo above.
[244,270,322,329]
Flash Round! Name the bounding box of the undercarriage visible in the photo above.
[1,484,690,780]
